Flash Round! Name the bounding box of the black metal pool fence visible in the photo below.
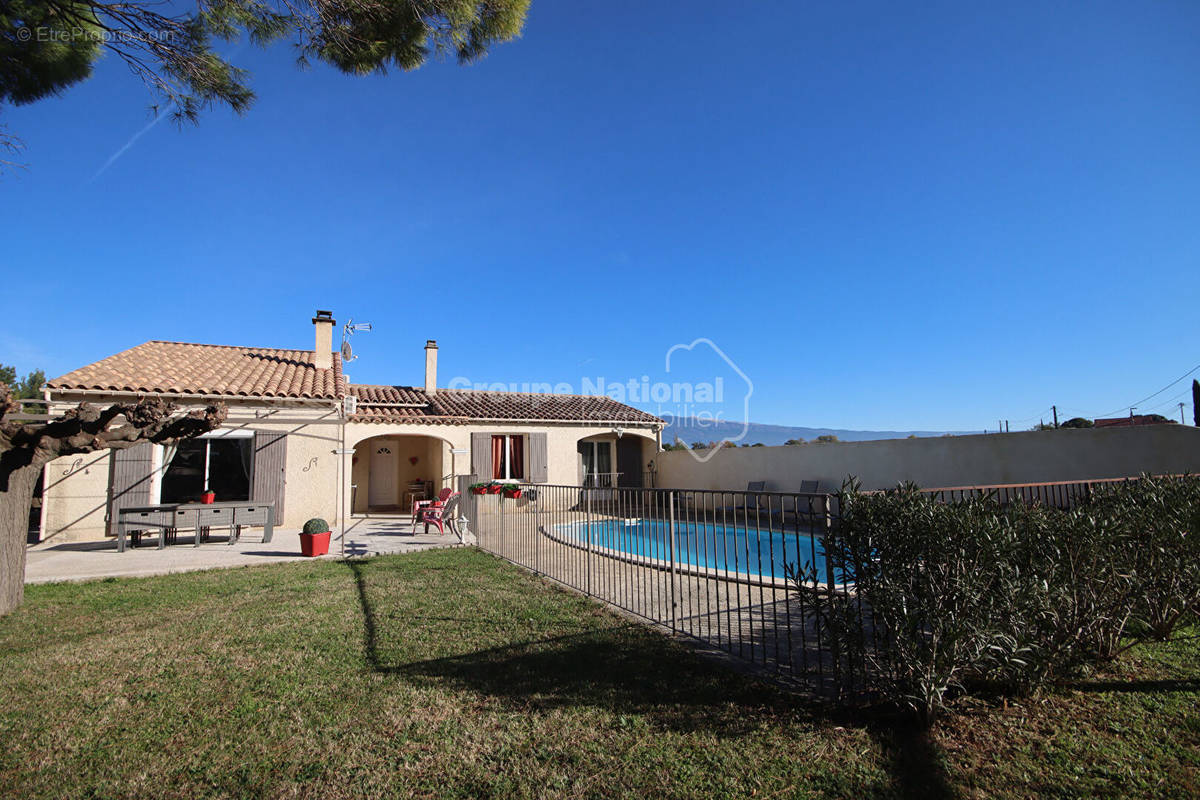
[460,476,1140,697]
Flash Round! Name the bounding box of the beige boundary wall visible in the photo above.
[653,425,1200,493]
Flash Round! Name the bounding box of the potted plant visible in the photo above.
[502,483,522,499]
[487,483,504,494]
[300,517,331,557]
[469,483,489,496]
[200,490,215,504]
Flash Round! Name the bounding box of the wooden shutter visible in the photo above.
[528,432,548,484]
[251,432,287,521]
[107,443,153,534]
[616,437,643,488]
[470,432,491,481]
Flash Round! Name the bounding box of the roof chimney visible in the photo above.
[424,339,438,396]
[313,310,335,370]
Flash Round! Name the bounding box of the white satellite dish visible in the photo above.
[340,317,370,365]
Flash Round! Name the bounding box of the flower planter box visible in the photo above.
[470,486,488,495]
[503,489,522,500]
[299,530,331,557]
[200,492,215,504]
[487,484,504,494]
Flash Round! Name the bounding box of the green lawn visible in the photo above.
[0,548,1196,799]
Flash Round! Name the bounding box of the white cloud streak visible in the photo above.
[89,105,174,183]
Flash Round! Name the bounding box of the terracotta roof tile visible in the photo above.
[45,341,660,423]
[47,341,345,400]
[350,384,663,426]
[1094,415,1174,428]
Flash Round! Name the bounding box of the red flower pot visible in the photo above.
[470,487,487,495]
[300,530,331,557]
[503,489,522,500]
[201,492,215,504]
[487,484,503,494]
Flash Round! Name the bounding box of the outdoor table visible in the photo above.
[116,501,274,552]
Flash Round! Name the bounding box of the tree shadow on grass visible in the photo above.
[347,559,793,737]
[347,560,824,734]
[1071,677,1200,694]
[866,720,960,800]
[345,559,961,796]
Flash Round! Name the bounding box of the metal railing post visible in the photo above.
[668,490,678,632]
[533,486,541,575]
[818,492,846,693]
[585,490,592,597]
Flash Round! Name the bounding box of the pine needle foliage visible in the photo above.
[1,1,530,123]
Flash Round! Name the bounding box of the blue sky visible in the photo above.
[2,0,1199,431]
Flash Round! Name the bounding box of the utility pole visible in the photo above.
[1052,405,1058,428]
[1005,420,1009,432]
[1179,402,1186,424]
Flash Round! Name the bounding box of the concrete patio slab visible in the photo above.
[25,516,466,585]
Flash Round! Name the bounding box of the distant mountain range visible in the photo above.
[661,417,975,446]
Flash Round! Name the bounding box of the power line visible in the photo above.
[1092,361,1200,419]
[1004,362,1199,427]
[1009,406,1053,425]
[1141,385,1193,415]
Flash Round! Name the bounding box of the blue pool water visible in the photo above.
[555,519,830,582]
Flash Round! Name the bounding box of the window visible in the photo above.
[578,440,613,488]
[491,435,524,480]
[160,434,252,503]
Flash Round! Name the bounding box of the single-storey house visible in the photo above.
[1093,414,1176,428]
[38,311,663,543]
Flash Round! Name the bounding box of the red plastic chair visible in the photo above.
[417,491,459,535]
[411,487,453,525]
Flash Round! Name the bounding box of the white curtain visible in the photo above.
[161,442,180,472]
[238,438,253,479]
[155,442,180,504]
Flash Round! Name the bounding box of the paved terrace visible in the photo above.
[25,516,468,584]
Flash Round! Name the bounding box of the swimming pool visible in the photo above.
[553,518,830,583]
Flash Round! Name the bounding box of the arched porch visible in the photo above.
[576,429,657,488]
[350,433,455,514]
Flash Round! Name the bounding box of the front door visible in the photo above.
[368,441,398,507]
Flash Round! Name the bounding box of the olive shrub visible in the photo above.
[813,475,1199,722]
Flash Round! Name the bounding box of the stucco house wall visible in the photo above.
[40,449,112,545]
[342,422,657,515]
[35,316,664,544]
[261,410,343,529]
[39,405,659,544]
[39,399,344,543]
